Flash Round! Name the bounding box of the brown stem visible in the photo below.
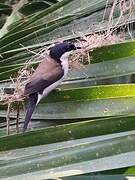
[6,102,11,135]
[16,101,20,133]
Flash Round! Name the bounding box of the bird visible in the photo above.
[22,42,81,132]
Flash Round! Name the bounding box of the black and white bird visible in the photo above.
[23,42,80,132]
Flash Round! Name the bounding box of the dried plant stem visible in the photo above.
[16,101,20,133]
[6,102,11,135]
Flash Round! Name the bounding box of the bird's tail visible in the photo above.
[23,93,38,133]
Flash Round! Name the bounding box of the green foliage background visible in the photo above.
[0,0,135,179]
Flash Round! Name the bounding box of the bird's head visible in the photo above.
[49,42,80,62]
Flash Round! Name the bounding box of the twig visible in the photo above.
[16,101,20,133]
[6,102,11,135]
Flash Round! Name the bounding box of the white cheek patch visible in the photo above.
[60,51,72,77]
[60,51,73,61]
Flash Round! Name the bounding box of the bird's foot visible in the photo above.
[53,88,61,93]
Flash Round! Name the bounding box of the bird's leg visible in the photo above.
[6,102,11,135]
[16,101,20,133]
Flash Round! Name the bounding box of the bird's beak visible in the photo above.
[76,46,81,49]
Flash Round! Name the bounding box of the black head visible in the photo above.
[49,42,79,61]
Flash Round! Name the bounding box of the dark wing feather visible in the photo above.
[24,66,64,96]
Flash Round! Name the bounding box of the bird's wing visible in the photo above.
[24,66,64,96]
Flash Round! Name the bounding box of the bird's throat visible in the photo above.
[61,58,69,77]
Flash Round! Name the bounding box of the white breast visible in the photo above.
[60,51,71,76]
[37,77,63,104]
[61,58,69,77]
[37,53,70,104]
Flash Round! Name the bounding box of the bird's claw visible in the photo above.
[53,88,61,93]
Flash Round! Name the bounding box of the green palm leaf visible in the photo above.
[0,0,135,178]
